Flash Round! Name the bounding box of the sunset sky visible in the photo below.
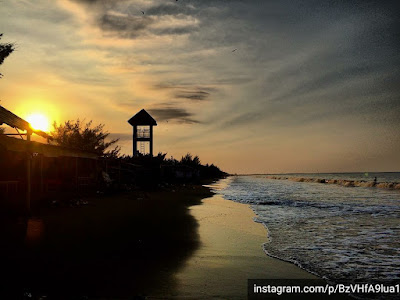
[0,0,399,174]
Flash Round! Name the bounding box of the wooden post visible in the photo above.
[150,125,153,157]
[133,125,137,156]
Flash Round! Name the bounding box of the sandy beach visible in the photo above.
[0,182,321,299]
[170,193,318,299]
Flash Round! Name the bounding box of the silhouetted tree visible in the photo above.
[199,163,226,179]
[180,153,201,167]
[48,119,120,157]
[164,155,179,165]
[121,152,167,166]
[0,34,14,78]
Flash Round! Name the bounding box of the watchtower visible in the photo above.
[128,109,157,156]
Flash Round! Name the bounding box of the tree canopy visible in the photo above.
[48,119,120,158]
[180,153,201,167]
[0,34,14,78]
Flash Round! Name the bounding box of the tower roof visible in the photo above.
[127,109,157,126]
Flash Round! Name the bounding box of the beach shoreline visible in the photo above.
[171,190,319,299]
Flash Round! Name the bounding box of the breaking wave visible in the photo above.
[266,175,400,190]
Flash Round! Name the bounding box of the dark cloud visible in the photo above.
[153,84,215,101]
[148,107,199,124]
[99,13,153,38]
[97,11,197,39]
[175,90,210,101]
[151,26,199,36]
[153,83,210,90]
[146,3,192,16]
[116,102,199,124]
[69,0,200,39]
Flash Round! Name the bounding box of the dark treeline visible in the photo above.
[46,119,226,182]
[106,152,227,190]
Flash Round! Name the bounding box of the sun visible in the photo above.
[26,113,50,132]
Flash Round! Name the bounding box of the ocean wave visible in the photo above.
[213,175,400,293]
[265,176,400,190]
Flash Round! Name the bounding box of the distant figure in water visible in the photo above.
[374,177,377,185]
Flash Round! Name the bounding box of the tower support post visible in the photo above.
[150,125,153,156]
[133,125,138,156]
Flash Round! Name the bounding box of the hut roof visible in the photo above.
[0,105,49,139]
[0,105,30,132]
[128,109,157,126]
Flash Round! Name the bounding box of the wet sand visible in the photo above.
[172,193,318,299]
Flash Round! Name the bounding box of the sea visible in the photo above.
[210,173,400,289]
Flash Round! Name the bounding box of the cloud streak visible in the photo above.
[148,107,199,124]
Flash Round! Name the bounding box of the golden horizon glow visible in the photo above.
[26,113,50,132]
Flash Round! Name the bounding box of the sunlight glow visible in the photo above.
[26,113,50,132]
